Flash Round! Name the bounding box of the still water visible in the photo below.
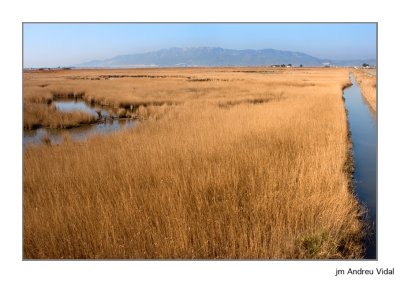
[343,74,377,259]
[23,100,137,145]
[54,100,110,118]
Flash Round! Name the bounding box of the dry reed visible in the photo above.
[23,67,364,259]
[353,69,376,112]
[23,102,96,130]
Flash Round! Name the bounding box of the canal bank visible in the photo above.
[343,74,377,259]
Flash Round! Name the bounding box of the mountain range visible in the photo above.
[77,47,376,68]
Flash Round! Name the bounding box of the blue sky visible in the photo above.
[23,23,376,68]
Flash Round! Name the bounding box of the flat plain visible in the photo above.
[23,67,364,259]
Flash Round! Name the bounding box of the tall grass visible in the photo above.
[23,68,364,259]
[353,70,376,112]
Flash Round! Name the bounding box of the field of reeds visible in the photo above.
[353,69,376,112]
[23,67,364,259]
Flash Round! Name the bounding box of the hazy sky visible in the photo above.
[23,23,376,68]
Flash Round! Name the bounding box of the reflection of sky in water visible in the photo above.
[343,74,377,259]
[24,120,137,146]
[54,100,110,117]
[24,100,137,146]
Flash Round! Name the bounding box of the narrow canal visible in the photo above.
[343,74,377,259]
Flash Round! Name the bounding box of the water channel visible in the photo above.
[343,74,377,259]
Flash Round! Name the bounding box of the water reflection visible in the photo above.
[54,100,110,118]
[24,100,137,145]
[343,74,377,259]
[24,119,137,145]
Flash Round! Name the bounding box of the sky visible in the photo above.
[23,23,376,68]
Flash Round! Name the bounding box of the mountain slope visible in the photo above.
[77,47,375,67]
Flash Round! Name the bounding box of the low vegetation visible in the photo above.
[23,67,364,259]
[353,69,376,112]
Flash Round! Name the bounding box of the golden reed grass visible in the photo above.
[24,102,96,130]
[23,67,364,259]
[353,69,376,112]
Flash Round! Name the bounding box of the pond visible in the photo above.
[23,100,137,145]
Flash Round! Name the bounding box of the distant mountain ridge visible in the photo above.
[77,47,376,68]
